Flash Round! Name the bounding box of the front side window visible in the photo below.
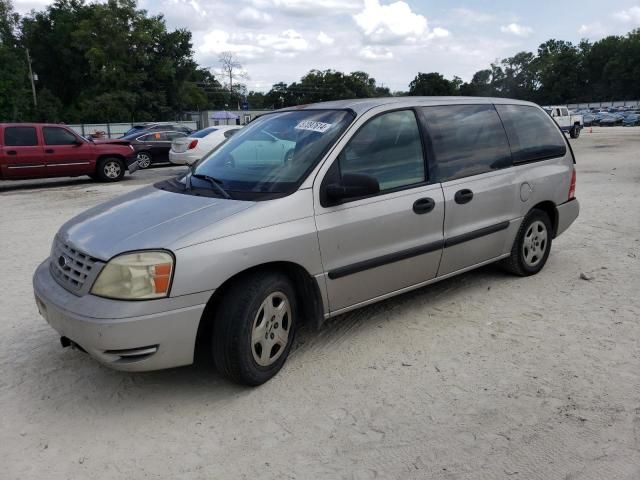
[4,127,38,146]
[43,127,78,145]
[337,110,425,192]
[496,105,567,164]
[191,109,353,196]
[422,104,512,182]
[139,132,166,142]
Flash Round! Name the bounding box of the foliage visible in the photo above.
[2,0,226,122]
[2,0,640,122]
[260,70,390,109]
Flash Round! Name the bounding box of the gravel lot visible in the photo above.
[1,128,639,480]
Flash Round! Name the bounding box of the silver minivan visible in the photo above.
[33,97,580,385]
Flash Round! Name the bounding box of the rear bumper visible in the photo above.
[33,260,208,371]
[555,198,579,237]
[169,151,199,165]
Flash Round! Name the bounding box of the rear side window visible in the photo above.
[4,127,38,146]
[191,127,217,138]
[422,104,512,182]
[43,127,78,145]
[224,129,240,138]
[339,110,425,192]
[496,105,567,164]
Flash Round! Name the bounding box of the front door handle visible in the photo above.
[6,150,17,155]
[45,149,55,154]
[454,189,474,204]
[413,197,435,214]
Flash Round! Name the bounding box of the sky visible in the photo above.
[11,0,640,92]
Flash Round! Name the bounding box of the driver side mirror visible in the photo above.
[324,173,380,205]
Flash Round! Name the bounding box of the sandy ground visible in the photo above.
[1,129,639,480]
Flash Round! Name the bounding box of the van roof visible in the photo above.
[281,96,537,116]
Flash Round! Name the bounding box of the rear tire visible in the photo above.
[500,209,553,276]
[96,157,125,182]
[136,151,152,169]
[570,126,581,139]
[211,271,297,386]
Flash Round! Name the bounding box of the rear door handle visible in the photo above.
[413,197,435,214]
[45,149,55,154]
[454,189,474,204]
[6,150,17,155]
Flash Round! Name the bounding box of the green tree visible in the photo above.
[0,0,31,121]
[408,72,458,96]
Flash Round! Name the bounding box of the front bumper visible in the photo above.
[33,260,210,371]
[125,154,139,174]
[555,198,580,237]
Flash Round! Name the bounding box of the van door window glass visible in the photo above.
[338,110,425,191]
[496,104,567,163]
[43,127,78,145]
[4,127,38,146]
[561,108,569,116]
[421,104,512,182]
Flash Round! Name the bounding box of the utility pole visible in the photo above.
[26,48,37,108]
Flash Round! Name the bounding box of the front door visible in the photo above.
[419,104,519,276]
[0,126,45,179]
[315,109,445,313]
[42,126,93,177]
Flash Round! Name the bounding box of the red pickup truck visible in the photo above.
[0,123,139,182]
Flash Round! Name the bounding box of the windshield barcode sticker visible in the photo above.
[295,121,333,133]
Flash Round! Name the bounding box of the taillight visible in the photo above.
[188,139,198,150]
[568,168,576,200]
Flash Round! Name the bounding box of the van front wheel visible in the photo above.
[212,272,297,386]
[501,209,553,276]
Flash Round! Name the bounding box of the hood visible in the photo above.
[93,138,131,146]
[57,186,254,260]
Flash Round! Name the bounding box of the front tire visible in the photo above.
[211,272,297,386]
[501,209,553,276]
[96,157,125,182]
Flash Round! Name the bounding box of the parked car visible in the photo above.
[33,97,579,385]
[120,122,194,138]
[104,129,190,168]
[169,126,241,165]
[0,123,138,182]
[623,114,640,126]
[543,106,583,138]
[598,114,624,126]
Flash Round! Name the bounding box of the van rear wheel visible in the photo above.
[501,209,552,276]
[211,271,297,386]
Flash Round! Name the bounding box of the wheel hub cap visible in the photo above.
[251,292,291,367]
[522,220,547,267]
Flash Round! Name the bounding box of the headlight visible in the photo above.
[91,251,174,300]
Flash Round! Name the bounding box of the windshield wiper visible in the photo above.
[190,173,232,199]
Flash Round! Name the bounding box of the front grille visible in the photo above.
[50,239,99,294]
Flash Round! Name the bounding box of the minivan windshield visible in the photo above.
[189,109,353,197]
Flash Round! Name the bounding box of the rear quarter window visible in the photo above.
[421,104,512,182]
[4,127,38,146]
[496,105,567,164]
